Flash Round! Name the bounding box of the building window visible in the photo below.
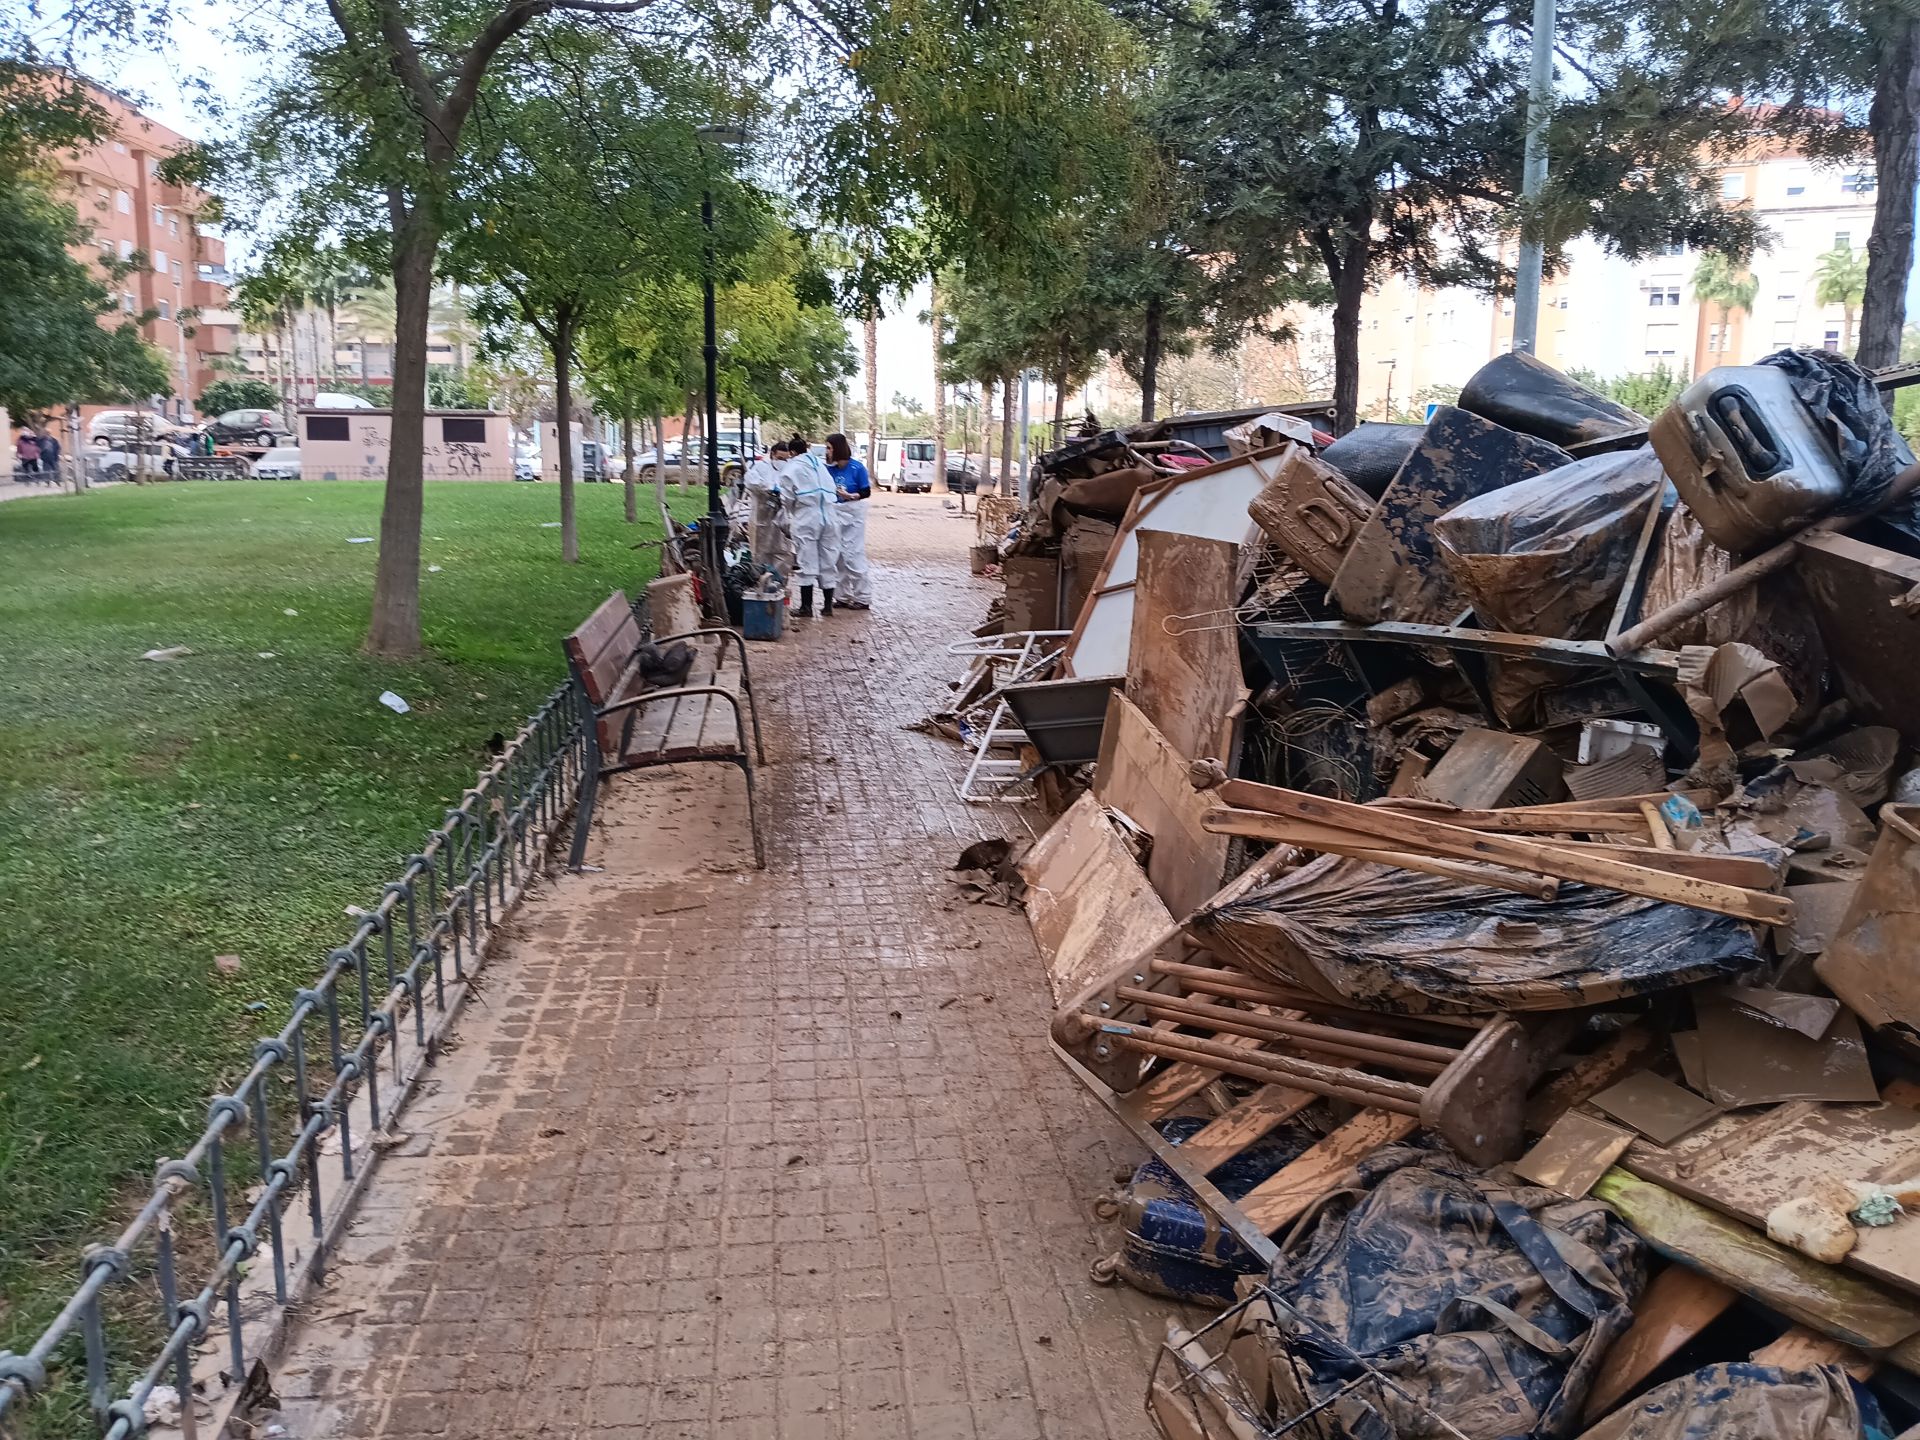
[1786,185,1805,197]
[1841,172,1878,195]
[113,140,127,154]
[1824,328,1842,352]
[1645,323,1679,356]
[157,300,171,320]
[118,239,134,260]
[115,189,130,213]
[1720,172,1745,198]
[306,415,352,442]
[1776,273,1797,302]
[442,417,487,444]
[122,292,136,312]
[154,251,168,275]
[1649,288,1680,307]
[1707,323,1723,352]
[1774,320,1797,344]
[1557,296,1569,310]
[1835,232,1851,251]
[152,204,163,227]
[170,218,179,237]
[1657,242,1685,258]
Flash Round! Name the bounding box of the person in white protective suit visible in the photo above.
[743,439,793,575]
[781,434,841,617]
[824,432,873,610]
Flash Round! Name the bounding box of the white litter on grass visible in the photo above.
[142,646,192,661]
[257,652,277,660]
[141,1385,181,1426]
[541,521,562,528]
[347,536,374,544]
[378,690,411,714]
[428,564,443,573]
[283,608,299,616]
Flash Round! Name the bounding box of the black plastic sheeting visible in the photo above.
[1197,854,1764,1014]
[1574,1362,1882,1440]
[1758,349,1905,515]
[1320,422,1424,500]
[1267,1145,1644,1440]
[1459,351,1648,451]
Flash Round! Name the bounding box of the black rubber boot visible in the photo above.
[822,587,836,617]
[797,584,814,618]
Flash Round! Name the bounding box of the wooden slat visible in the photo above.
[566,591,638,703]
[1239,1110,1419,1235]
[1122,1033,1269,1122]
[1210,783,1791,926]
[1583,1267,1738,1421]
[1750,1328,1876,1378]
[1524,1025,1658,1133]
[1175,1085,1317,1174]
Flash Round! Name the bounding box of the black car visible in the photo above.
[204,408,293,448]
[945,458,983,494]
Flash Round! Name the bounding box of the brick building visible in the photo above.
[53,84,240,423]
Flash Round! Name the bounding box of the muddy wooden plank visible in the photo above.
[1750,1328,1875,1377]
[1239,1110,1420,1235]
[1129,530,1245,762]
[1018,791,1178,1004]
[1096,692,1232,918]
[1174,1085,1318,1175]
[1583,1266,1739,1422]
[1525,1026,1658,1133]
[1121,1036,1268,1123]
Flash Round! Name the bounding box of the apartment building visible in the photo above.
[53,84,240,421]
[1282,143,1880,419]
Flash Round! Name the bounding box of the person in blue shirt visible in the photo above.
[824,433,873,611]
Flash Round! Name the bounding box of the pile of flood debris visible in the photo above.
[944,349,1920,1439]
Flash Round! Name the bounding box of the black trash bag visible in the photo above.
[1319,422,1424,499]
[1756,349,1904,514]
[1196,853,1764,1014]
[1574,1361,1883,1440]
[1267,1145,1645,1440]
[1460,351,1647,450]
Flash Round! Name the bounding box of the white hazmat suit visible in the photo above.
[783,449,842,594]
[743,453,791,575]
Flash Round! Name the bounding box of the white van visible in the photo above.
[892,437,937,493]
[851,432,896,488]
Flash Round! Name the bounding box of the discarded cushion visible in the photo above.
[1266,1145,1645,1440]
[1195,854,1764,1014]
[1574,1362,1880,1440]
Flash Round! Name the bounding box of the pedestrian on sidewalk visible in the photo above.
[15,428,41,477]
[744,439,793,574]
[35,427,62,485]
[824,432,873,611]
[782,434,841,618]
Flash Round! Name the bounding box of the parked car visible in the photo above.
[945,457,983,494]
[89,440,180,482]
[88,410,183,448]
[636,439,744,486]
[251,445,303,479]
[204,409,293,448]
[513,445,539,481]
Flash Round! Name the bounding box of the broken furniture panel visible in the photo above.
[1329,405,1573,624]
[1129,531,1246,762]
[1417,727,1568,808]
[1796,531,1920,745]
[1018,791,1177,1004]
[1093,692,1232,918]
[1819,804,1920,1057]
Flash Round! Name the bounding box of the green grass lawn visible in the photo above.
[0,479,701,1363]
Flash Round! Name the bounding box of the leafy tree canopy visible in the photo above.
[199,378,281,413]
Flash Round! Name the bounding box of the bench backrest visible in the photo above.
[565,592,642,706]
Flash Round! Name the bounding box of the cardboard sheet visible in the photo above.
[1515,1112,1635,1197]
[1017,791,1175,1004]
[1588,1072,1719,1145]
[1694,988,1879,1107]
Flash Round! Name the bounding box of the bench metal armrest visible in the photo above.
[651,627,747,671]
[595,684,740,720]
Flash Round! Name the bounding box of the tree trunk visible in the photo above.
[622,411,637,523]
[981,383,994,491]
[1000,376,1014,493]
[554,308,578,564]
[1844,306,1859,356]
[1140,296,1163,422]
[863,305,880,473]
[930,279,948,494]
[359,320,370,386]
[1861,13,1920,367]
[1053,369,1066,442]
[651,408,668,514]
[1329,263,1366,437]
[366,218,437,658]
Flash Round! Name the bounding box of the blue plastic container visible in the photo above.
[742,595,785,641]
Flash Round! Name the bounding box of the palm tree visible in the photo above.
[1690,252,1759,362]
[340,281,398,386]
[1813,243,1870,355]
[430,284,478,382]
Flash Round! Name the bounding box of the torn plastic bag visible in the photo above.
[1574,1363,1881,1440]
[1435,447,1666,639]
[1459,350,1648,451]
[1058,460,1158,518]
[1266,1145,1644,1440]
[1194,854,1764,1014]
[1759,349,1915,530]
[1318,422,1423,499]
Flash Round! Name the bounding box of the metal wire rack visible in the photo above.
[1149,1283,1473,1440]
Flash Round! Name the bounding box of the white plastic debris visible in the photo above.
[347,536,374,544]
[141,1384,181,1426]
[142,646,192,662]
[283,608,299,616]
[541,521,562,528]
[428,564,443,573]
[378,691,411,714]
[257,652,277,660]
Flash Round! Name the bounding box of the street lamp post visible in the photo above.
[695,125,748,579]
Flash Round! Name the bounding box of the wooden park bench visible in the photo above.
[563,591,766,871]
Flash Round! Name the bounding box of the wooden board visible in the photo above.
[1238,1109,1419,1235]
[1583,1267,1738,1421]
[1095,692,1232,919]
[1750,1329,1874,1377]
[645,573,702,638]
[1623,1099,1920,1299]
[1174,1085,1318,1174]
[1017,792,1177,1004]
[1211,780,1791,926]
[1129,531,1245,762]
[565,590,638,702]
[1796,531,1920,744]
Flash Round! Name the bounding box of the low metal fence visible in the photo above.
[0,680,587,1439]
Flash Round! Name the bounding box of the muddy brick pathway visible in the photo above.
[270,494,1172,1439]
